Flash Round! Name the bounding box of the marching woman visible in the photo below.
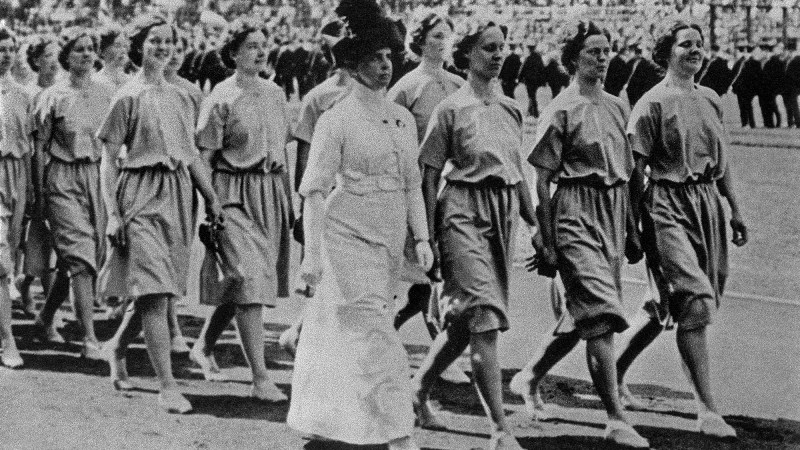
[410,19,538,450]
[0,27,31,368]
[97,16,222,413]
[191,20,290,402]
[32,28,114,359]
[287,1,432,448]
[16,35,62,318]
[386,9,470,386]
[524,22,649,447]
[94,25,131,91]
[627,19,747,438]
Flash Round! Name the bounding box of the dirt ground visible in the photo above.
[1,311,798,450]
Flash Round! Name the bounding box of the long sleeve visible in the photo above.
[401,114,428,242]
[297,109,342,198]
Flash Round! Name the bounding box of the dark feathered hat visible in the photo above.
[333,0,404,63]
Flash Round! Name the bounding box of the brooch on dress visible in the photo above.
[381,119,406,128]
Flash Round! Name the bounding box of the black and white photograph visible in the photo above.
[0,0,798,448]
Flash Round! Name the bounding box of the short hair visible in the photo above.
[652,20,704,68]
[129,18,176,67]
[27,35,59,72]
[0,27,17,47]
[560,21,611,75]
[220,25,269,69]
[99,25,125,55]
[452,22,508,71]
[58,29,99,70]
[408,13,454,56]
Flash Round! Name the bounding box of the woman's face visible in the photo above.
[421,21,451,62]
[575,34,610,82]
[142,24,174,68]
[0,38,16,75]
[166,37,185,74]
[103,35,129,68]
[37,42,61,78]
[468,26,506,80]
[68,35,96,73]
[356,47,393,90]
[669,27,704,77]
[233,31,269,74]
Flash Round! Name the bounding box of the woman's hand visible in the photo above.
[299,251,323,289]
[206,200,225,226]
[106,214,126,251]
[731,213,748,247]
[415,240,434,273]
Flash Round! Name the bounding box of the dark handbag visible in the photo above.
[198,219,244,305]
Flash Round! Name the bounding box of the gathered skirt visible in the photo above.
[200,166,292,305]
[45,159,106,276]
[0,156,25,277]
[553,182,629,339]
[98,165,194,298]
[288,187,413,445]
[642,181,727,329]
[435,181,519,332]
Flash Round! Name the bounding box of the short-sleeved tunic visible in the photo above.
[18,84,53,278]
[288,83,424,445]
[389,65,463,284]
[419,81,524,332]
[196,76,292,303]
[36,78,113,275]
[628,81,729,329]
[529,83,632,339]
[96,74,198,298]
[0,76,33,276]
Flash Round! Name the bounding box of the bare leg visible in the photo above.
[105,301,141,389]
[167,298,189,353]
[586,332,626,421]
[470,330,508,432]
[676,326,716,413]
[138,294,177,391]
[236,304,286,402]
[0,278,22,366]
[190,303,235,381]
[514,325,580,394]
[35,269,70,330]
[72,271,100,353]
[394,283,437,338]
[616,311,663,385]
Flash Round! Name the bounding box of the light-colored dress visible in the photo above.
[96,74,198,299]
[0,75,33,276]
[287,83,424,445]
[36,78,113,276]
[94,69,130,92]
[389,64,463,284]
[628,81,729,330]
[419,81,524,332]
[196,76,292,303]
[529,83,632,339]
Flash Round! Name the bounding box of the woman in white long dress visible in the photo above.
[287,2,433,448]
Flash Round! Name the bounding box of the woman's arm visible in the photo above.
[534,166,557,267]
[187,156,222,219]
[717,163,748,246]
[100,143,125,249]
[421,165,442,258]
[517,177,538,228]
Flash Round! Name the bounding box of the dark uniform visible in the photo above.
[520,48,546,117]
[604,52,631,97]
[699,55,732,97]
[625,56,665,108]
[760,52,784,128]
[499,51,522,99]
[732,55,761,128]
[785,52,800,128]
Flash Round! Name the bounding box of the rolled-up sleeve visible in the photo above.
[97,95,132,147]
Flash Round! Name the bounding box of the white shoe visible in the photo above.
[698,411,737,438]
[509,371,551,421]
[604,420,650,448]
[170,336,190,354]
[439,363,470,384]
[619,383,650,410]
[488,431,524,450]
[278,325,300,358]
[32,319,65,344]
[1,351,23,369]
[81,341,104,361]
[158,390,192,414]
[189,345,226,382]
[251,379,288,403]
[388,436,419,450]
